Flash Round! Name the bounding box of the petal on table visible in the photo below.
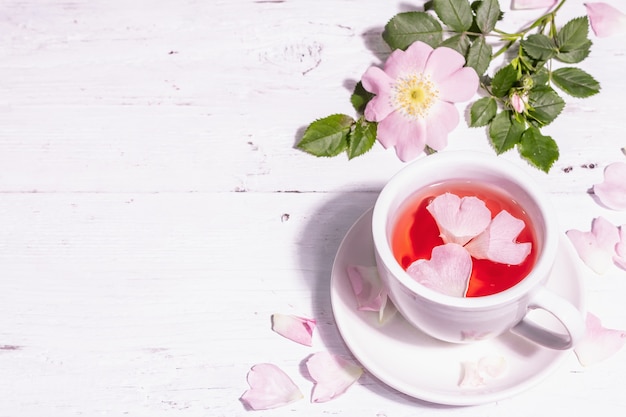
[585,2,626,38]
[306,351,363,403]
[574,313,626,366]
[426,193,492,246]
[593,162,626,210]
[407,243,472,297]
[271,313,316,346]
[566,217,621,274]
[464,210,532,265]
[241,363,303,410]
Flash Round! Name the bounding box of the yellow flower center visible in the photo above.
[393,73,438,120]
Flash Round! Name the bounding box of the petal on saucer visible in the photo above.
[306,351,363,403]
[459,356,508,388]
[347,265,397,323]
[407,243,472,297]
[464,210,532,265]
[240,363,304,410]
[574,313,626,367]
[566,216,621,274]
[271,313,316,347]
[426,193,492,246]
[593,162,626,210]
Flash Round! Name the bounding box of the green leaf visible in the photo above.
[527,86,564,126]
[297,114,354,157]
[557,17,590,52]
[488,111,526,154]
[521,34,557,60]
[465,36,492,76]
[440,33,471,56]
[348,117,377,159]
[351,81,374,114]
[531,67,550,86]
[432,0,473,32]
[551,67,600,98]
[474,0,501,34]
[382,12,443,50]
[556,39,591,63]
[518,127,559,173]
[491,64,519,98]
[470,97,497,127]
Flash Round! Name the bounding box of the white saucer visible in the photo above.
[330,208,585,406]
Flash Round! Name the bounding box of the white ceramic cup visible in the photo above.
[372,151,585,349]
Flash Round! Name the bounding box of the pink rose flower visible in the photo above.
[361,42,478,161]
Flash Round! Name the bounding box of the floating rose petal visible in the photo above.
[511,0,557,10]
[459,356,508,388]
[407,243,472,297]
[306,351,363,403]
[574,313,626,366]
[346,265,397,323]
[593,162,626,210]
[271,314,316,347]
[566,216,621,274]
[241,363,303,410]
[465,210,532,265]
[585,2,626,37]
[615,226,626,270]
[426,193,491,246]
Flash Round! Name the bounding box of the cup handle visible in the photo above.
[511,287,586,350]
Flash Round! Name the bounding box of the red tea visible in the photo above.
[391,181,538,297]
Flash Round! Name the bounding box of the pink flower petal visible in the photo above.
[271,314,316,347]
[306,351,363,403]
[464,210,532,265]
[585,2,626,38]
[566,216,621,274]
[459,356,508,388]
[241,363,303,410]
[436,66,480,102]
[384,41,432,79]
[424,101,460,151]
[346,265,396,323]
[615,226,626,270]
[574,313,626,366]
[407,243,472,297]
[593,162,626,210]
[511,0,557,10]
[424,46,466,85]
[361,66,395,122]
[427,193,492,246]
[376,110,427,162]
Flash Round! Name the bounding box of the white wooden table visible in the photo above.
[1,0,625,415]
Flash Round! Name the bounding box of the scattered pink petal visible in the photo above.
[511,0,557,10]
[306,351,363,403]
[566,217,621,274]
[593,162,626,210]
[426,193,491,246]
[241,363,303,410]
[271,314,316,347]
[464,210,532,265]
[407,243,472,297]
[615,226,626,270]
[459,356,508,388]
[346,265,396,323]
[574,313,626,366]
[585,2,626,38]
